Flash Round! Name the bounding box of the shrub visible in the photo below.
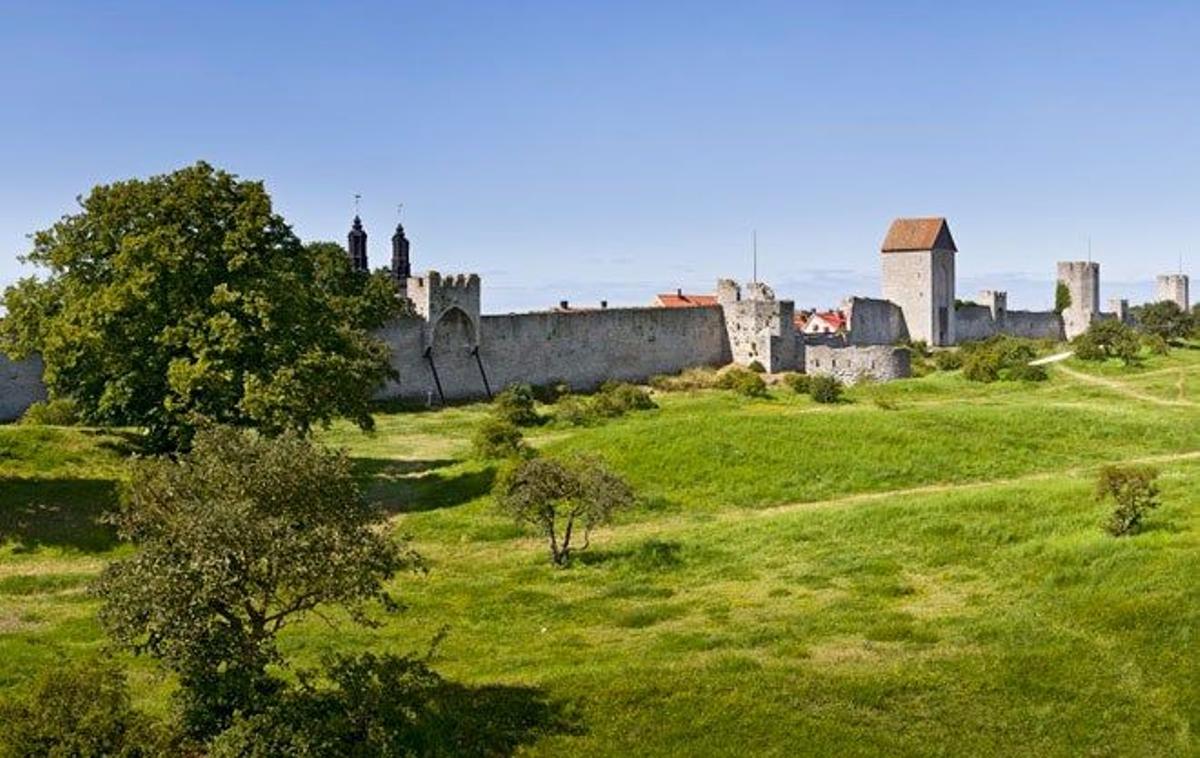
[746,360,766,373]
[553,396,594,427]
[1073,320,1141,366]
[961,336,1045,382]
[727,370,768,397]
[0,658,170,757]
[530,381,571,404]
[1096,465,1161,536]
[1142,333,1170,356]
[591,382,656,417]
[784,373,811,394]
[491,384,541,427]
[809,375,843,404]
[494,455,635,566]
[472,417,528,459]
[932,350,963,371]
[18,398,80,426]
[718,367,768,397]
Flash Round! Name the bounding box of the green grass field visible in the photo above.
[2,351,1198,756]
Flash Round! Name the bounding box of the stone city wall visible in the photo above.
[804,344,911,385]
[377,305,732,402]
[0,354,48,422]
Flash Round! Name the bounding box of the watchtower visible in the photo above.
[1056,261,1100,339]
[880,217,957,346]
[1155,274,1189,311]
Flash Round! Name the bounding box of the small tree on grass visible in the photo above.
[1096,465,1161,536]
[92,427,420,740]
[494,456,634,567]
[1073,319,1141,366]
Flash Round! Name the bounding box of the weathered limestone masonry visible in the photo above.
[1056,261,1101,340]
[954,290,1064,342]
[715,279,798,372]
[377,270,736,402]
[0,354,47,422]
[841,297,908,346]
[880,218,957,346]
[1155,274,1190,310]
[805,344,910,384]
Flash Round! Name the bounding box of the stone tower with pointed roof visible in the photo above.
[880,217,957,346]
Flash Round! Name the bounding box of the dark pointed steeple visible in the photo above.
[391,221,411,282]
[347,215,368,273]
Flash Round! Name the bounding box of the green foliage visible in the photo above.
[18,398,79,426]
[492,384,542,427]
[494,455,635,566]
[1137,300,1193,341]
[783,372,810,394]
[553,396,595,427]
[209,652,570,758]
[1096,465,1161,536]
[718,367,768,397]
[472,416,529,460]
[746,360,766,373]
[591,382,657,417]
[961,336,1047,382]
[1055,281,1072,313]
[530,381,571,405]
[932,349,963,371]
[1073,319,1142,366]
[553,382,656,426]
[808,374,843,404]
[1142,333,1170,356]
[0,658,169,757]
[92,427,419,738]
[0,162,400,451]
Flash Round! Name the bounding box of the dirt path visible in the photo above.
[1055,364,1196,408]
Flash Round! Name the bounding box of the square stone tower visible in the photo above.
[880,217,957,346]
[1155,274,1189,310]
[1056,261,1100,340]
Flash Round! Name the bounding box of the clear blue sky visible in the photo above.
[2,1,1197,312]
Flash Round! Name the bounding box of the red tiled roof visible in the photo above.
[881,217,957,253]
[655,293,718,308]
[804,310,846,331]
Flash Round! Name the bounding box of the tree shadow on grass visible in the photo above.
[354,458,496,514]
[420,680,583,756]
[0,477,120,553]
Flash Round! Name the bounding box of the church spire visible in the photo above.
[347,198,368,273]
[391,204,411,282]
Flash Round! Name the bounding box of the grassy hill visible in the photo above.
[2,352,1198,755]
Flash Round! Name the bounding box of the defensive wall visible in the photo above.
[805,344,911,385]
[377,303,731,402]
[0,354,47,422]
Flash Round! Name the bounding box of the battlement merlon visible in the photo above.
[406,270,482,323]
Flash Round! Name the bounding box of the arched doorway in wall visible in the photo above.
[427,307,487,401]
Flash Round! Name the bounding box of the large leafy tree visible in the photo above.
[0,162,400,450]
[1137,300,1193,341]
[92,427,421,738]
